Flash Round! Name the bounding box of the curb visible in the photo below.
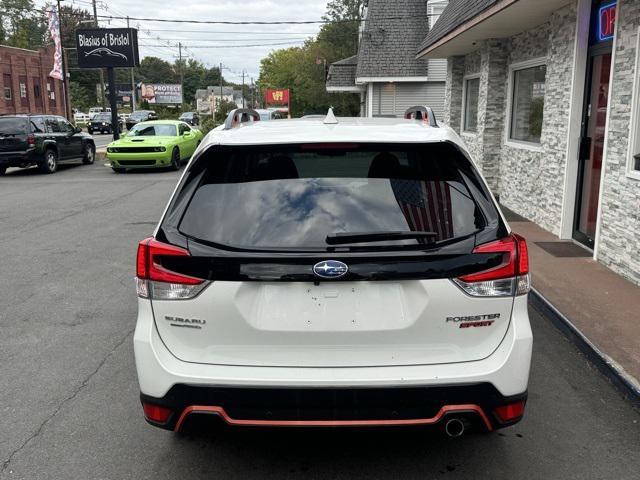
[530,287,640,408]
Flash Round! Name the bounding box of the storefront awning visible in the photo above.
[417,0,574,59]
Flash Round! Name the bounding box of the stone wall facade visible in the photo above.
[597,0,640,284]
[441,0,640,285]
[443,3,577,235]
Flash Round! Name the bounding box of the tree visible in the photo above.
[214,99,237,123]
[257,0,363,117]
[137,56,178,84]
[0,0,47,49]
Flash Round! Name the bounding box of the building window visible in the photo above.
[508,60,547,144]
[462,76,480,133]
[627,26,640,179]
[4,74,12,101]
[20,83,27,98]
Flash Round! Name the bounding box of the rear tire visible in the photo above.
[170,147,181,171]
[39,148,58,174]
[82,143,95,164]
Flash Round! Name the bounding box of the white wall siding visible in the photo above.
[427,59,448,81]
[371,82,446,118]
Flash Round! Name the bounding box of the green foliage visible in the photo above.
[257,0,363,117]
[199,116,218,135]
[214,100,237,123]
[69,81,93,112]
[0,0,47,49]
[529,97,544,139]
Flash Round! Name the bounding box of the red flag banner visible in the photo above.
[265,89,290,105]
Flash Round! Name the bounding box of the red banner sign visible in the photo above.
[265,89,290,105]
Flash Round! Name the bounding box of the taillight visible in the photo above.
[142,402,172,424]
[494,400,526,422]
[453,234,530,297]
[26,134,36,146]
[136,237,208,300]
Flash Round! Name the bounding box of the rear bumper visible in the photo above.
[134,295,532,430]
[142,384,527,432]
[0,149,38,167]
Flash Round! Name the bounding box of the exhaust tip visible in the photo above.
[444,418,465,438]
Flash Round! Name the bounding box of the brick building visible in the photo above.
[418,0,640,285]
[0,45,67,117]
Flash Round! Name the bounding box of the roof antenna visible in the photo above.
[324,107,338,125]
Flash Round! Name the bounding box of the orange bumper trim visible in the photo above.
[174,404,493,432]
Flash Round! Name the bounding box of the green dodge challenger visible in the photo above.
[106,120,204,173]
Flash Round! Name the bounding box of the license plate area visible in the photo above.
[251,282,409,332]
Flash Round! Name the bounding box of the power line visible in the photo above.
[143,28,320,35]
[140,37,311,42]
[139,41,306,49]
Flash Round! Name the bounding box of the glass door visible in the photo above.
[574,52,611,248]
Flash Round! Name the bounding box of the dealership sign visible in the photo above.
[75,28,140,68]
[140,84,183,104]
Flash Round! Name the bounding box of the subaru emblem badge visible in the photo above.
[313,260,348,279]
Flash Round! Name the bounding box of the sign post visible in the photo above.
[75,28,140,140]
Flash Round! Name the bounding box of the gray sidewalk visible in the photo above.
[506,213,640,403]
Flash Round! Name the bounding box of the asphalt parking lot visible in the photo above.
[0,162,639,480]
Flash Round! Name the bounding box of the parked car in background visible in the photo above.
[255,109,280,121]
[88,107,111,120]
[126,110,158,131]
[88,113,123,135]
[0,115,95,175]
[179,112,200,126]
[106,120,203,173]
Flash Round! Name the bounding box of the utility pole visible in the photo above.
[55,0,71,119]
[92,0,106,110]
[250,77,254,108]
[241,70,245,108]
[178,42,184,109]
[219,62,223,117]
[127,16,136,112]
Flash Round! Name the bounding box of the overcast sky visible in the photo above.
[41,0,329,84]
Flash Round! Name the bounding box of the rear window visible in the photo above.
[172,143,496,252]
[0,117,29,135]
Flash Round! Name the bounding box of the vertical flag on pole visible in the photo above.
[47,10,63,80]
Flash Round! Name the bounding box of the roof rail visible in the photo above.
[404,106,438,127]
[223,108,261,130]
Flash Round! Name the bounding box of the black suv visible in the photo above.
[178,111,199,126]
[126,110,158,130]
[0,115,95,175]
[88,113,123,135]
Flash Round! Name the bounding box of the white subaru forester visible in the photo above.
[134,107,532,437]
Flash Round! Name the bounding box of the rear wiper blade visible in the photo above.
[326,231,438,245]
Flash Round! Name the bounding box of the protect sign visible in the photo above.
[76,28,140,68]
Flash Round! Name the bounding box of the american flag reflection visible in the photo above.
[390,179,454,242]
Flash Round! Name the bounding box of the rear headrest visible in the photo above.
[255,155,299,181]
